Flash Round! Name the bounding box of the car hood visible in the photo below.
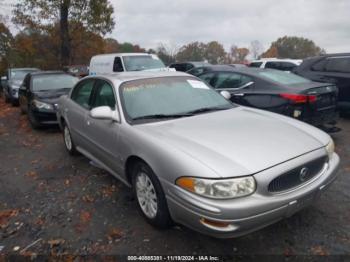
[35,90,71,102]
[136,107,327,178]
[8,80,22,88]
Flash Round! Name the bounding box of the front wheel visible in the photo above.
[132,162,172,229]
[28,109,42,129]
[63,123,78,155]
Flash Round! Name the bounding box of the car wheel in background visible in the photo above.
[27,108,42,129]
[132,161,172,229]
[63,123,78,155]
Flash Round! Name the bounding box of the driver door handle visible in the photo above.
[233,93,244,96]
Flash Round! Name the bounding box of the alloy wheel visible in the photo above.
[135,172,158,219]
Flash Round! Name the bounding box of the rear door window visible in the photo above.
[113,57,124,72]
[311,59,327,72]
[325,57,350,73]
[249,62,263,68]
[71,79,95,109]
[211,72,252,89]
[197,73,215,85]
[278,62,297,71]
[265,62,281,69]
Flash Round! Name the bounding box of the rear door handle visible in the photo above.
[233,93,244,96]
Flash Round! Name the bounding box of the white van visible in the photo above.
[248,58,302,72]
[89,53,169,75]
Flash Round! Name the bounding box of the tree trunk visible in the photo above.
[60,0,70,66]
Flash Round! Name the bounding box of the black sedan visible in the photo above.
[18,71,78,128]
[187,65,339,132]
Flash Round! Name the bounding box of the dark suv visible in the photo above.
[294,53,350,114]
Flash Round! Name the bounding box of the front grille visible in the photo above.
[268,156,328,193]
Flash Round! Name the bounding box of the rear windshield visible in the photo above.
[122,55,165,71]
[258,70,312,85]
[32,74,79,91]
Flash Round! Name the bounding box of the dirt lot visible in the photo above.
[0,96,349,258]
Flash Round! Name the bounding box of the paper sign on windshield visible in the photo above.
[187,80,209,89]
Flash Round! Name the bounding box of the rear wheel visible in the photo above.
[63,123,78,155]
[132,161,172,229]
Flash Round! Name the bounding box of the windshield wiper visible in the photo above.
[132,113,193,121]
[184,106,231,115]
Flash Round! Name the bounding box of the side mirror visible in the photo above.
[220,91,231,100]
[90,106,120,122]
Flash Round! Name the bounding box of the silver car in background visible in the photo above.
[57,71,339,238]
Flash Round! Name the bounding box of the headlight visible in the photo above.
[176,176,256,199]
[32,100,53,110]
[326,139,335,159]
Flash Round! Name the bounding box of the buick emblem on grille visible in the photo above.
[299,167,309,182]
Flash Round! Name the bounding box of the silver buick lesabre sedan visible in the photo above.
[57,71,340,238]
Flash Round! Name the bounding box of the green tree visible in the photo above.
[176,42,206,62]
[204,41,227,64]
[176,41,230,64]
[263,36,325,59]
[0,21,13,74]
[228,45,250,63]
[13,0,115,66]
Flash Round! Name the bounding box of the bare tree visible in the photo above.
[156,43,179,65]
[250,40,264,60]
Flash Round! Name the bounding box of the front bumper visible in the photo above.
[31,109,59,125]
[166,149,340,238]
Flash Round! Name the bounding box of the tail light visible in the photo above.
[280,93,317,104]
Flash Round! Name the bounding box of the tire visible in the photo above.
[132,161,172,229]
[62,122,78,155]
[27,109,42,129]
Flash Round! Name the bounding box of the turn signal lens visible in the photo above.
[326,139,335,159]
[176,177,195,192]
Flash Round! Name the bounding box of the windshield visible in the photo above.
[122,55,166,71]
[120,76,233,122]
[11,70,37,81]
[32,74,78,92]
[258,70,312,85]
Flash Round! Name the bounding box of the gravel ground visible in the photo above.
[0,96,349,258]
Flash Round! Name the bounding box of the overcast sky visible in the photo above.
[109,0,350,53]
[1,0,349,53]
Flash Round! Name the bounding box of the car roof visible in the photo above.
[29,71,68,76]
[88,71,190,83]
[92,53,153,58]
[9,68,39,71]
[251,58,302,63]
[321,53,350,57]
[192,65,282,77]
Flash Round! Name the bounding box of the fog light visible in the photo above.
[293,110,302,118]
